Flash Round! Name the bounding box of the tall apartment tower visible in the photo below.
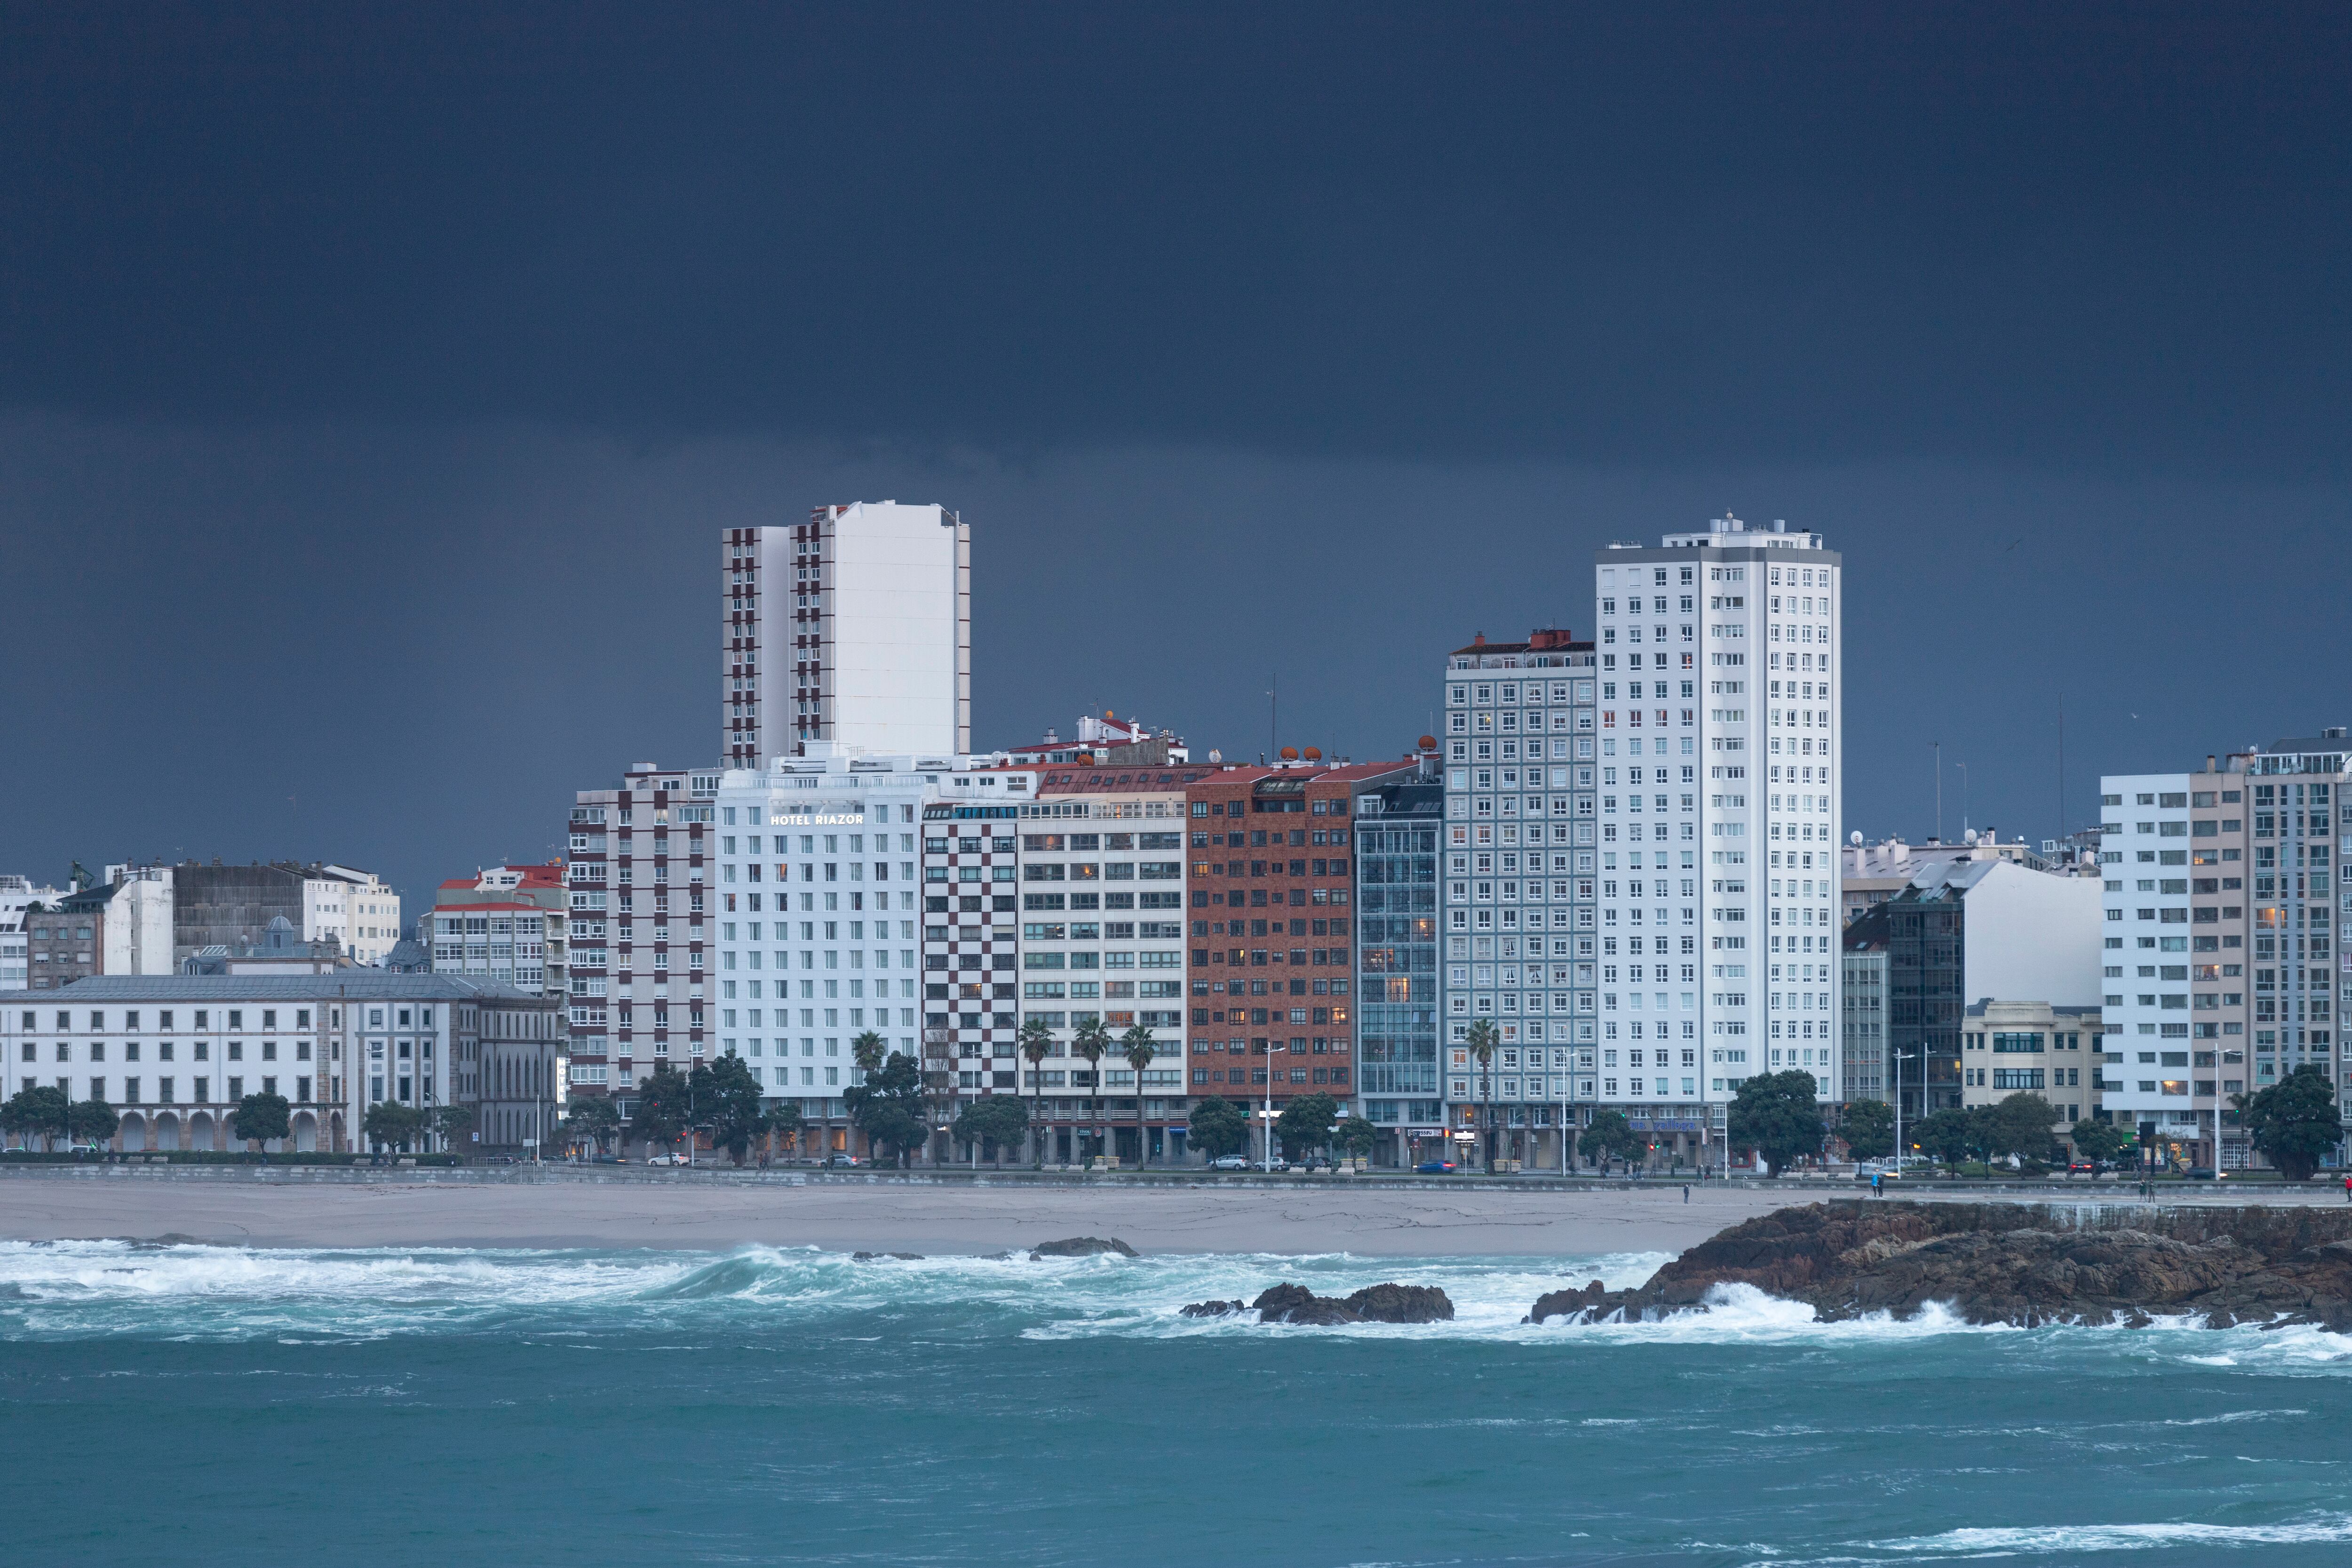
[1437,629,1598,1169]
[2098,730,2349,1170]
[723,502,972,768]
[1591,516,1841,1162]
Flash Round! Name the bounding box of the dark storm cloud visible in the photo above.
[5,2,2348,477]
[3,5,2349,907]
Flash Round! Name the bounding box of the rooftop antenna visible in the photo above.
[1933,740,1942,843]
[2056,693,2066,843]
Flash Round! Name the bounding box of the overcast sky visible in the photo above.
[5,3,2348,911]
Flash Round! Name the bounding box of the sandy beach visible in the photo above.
[0,1173,1801,1256]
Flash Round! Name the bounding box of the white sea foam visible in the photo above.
[1865,1512,2352,1554]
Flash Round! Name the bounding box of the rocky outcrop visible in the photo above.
[1029,1236,1138,1258]
[1526,1202,2352,1329]
[851,1251,924,1261]
[1184,1282,1456,1324]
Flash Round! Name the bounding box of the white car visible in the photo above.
[1209,1155,1251,1170]
[645,1152,691,1167]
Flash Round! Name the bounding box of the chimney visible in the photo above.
[2207,754,2216,773]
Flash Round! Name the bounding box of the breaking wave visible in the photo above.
[2,1240,2350,1370]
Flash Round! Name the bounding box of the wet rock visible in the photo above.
[1343,1282,1455,1323]
[1249,1281,1455,1325]
[851,1251,924,1262]
[1029,1236,1138,1258]
[1179,1299,1246,1318]
[1525,1202,2352,1330]
[1252,1283,1357,1324]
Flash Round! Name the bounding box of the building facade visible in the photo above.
[1840,908,1890,1103]
[1183,758,1398,1160]
[1959,999,2101,1126]
[565,763,722,1103]
[1,975,562,1155]
[429,863,570,997]
[712,749,941,1157]
[1585,516,1841,1167]
[724,502,972,768]
[1881,855,2105,1125]
[156,860,400,967]
[946,762,1195,1163]
[2098,735,2348,1169]
[1353,762,1445,1164]
[17,868,175,987]
[1438,630,1598,1168]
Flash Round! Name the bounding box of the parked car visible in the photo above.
[645,1152,691,1167]
[1414,1160,1457,1174]
[1209,1155,1251,1170]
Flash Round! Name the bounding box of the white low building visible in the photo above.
[1,975,564,1155]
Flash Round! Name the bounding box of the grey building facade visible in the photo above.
[1438,629,1599,1168]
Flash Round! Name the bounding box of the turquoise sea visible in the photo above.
[3,1240,2350,1566]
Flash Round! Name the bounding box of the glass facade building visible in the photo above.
[1354,771,1443,1159]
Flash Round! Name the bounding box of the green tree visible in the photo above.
[1984,1092,2062,1166]
[563,1096,621,1157]
[1336,1115,1376,1166]
[1071,1015,1112,1164]
[1017,1015,1055,1165]
[1464,1019,1499,1171]
[852,1028,887,1078]
[1838,1098,1895,1162]
[429,1104,475,1154]
[691,1055,771,1166]
[2068,1116,2132,1168]
[845,1051,929,1167]
[1188,1096,1248,1162]
[234,1090,294,1152]
[1909,1106,1974,1165]
[953,1094,1030,1166]
[1726,1070,1825,1176]
[1275,1091,1338,1162]
[361,1099,421,1155]
[2236,1066,2341,1181]
[2,1084,70,1151]
[631,1063,691,1156]
[68,1097,119,1151]
[1120,1023,1160,1167]
[1581,1108,1644,1172]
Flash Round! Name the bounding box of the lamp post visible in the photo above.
[1891,1049,1918,1171]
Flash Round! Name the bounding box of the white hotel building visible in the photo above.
[708,748,970,1155]
[1589,516,1841,1163]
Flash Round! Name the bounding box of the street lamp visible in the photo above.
[1891,1049,1918,1171]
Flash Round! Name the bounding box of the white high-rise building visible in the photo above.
[1592,515,1841,1162]
[723,502,972,768]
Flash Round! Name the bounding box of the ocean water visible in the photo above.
[4,1242,2351,1567]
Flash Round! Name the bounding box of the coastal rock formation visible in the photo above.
[1525,1202,2352,1330]
[1029,1236,1138,1259]
[1183,1282,1455,1324]
[851,1251,925,1262]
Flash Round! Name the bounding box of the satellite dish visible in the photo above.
[1849,830,1862,846]
[1279,747,1300,761]
[1303,746,1323,760]
[1418,735,1437,750]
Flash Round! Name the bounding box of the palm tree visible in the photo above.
[1465,1018,1500,1174]
[850,1030,886,1161]
[1017,1015,1055,1168]
[1120,1023,1159,1169]
[1071,1015,1112,1167]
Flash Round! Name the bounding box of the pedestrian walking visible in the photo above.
[1682,1184,1690,1204]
